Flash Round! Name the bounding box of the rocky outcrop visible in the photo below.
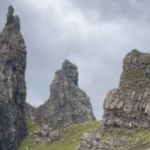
[77,126,150,150]
[0,6,27,150]
[34,124,65,144]
[77,129,113,150]
[25,103,37,121]
[77,50,150,150]
[104,49,150,128]
[36,59,95,129]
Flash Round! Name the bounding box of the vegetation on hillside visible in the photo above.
[102,127,150,150]
[19,120,150,150]
[18,120,100,150]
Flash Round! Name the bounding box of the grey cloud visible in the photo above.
[0,0,150,119]
[70,0,150,22]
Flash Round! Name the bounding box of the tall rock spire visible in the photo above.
[36,60,95,129]
[3,5,20,33]
[7,5,14,24]
[0,6,27,150]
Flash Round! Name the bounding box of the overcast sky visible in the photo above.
[0,0,150,119]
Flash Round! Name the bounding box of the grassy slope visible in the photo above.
[19,120,150,150]
[18,120,100,150]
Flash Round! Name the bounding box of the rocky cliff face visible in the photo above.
[104,49,150,128]
[25,103,37,121]
[0,6,27,150]
[77,50,150,150]
[36,59,95,129]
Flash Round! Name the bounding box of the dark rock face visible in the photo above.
[104,50,150,128]
[0,6,27,150]
[36,59,95,129]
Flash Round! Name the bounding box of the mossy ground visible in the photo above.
[18,120,100,150]
[19,120,150,150]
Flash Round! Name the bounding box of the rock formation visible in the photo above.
[104,49,150,128]
[77,126,150,150]
[36,59,95,129]
[0,6,27,150]
[77,50,150,150]
[25,103,37,121]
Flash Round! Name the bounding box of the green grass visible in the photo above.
[18,121,100,150]
[19,120,150,150]
[18,120,42,149]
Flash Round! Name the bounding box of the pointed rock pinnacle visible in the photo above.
[4,5,20,32]
[7,5,14,24]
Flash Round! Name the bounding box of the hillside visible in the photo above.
[78,125,150,150]
[19,120,150,150]
[18,120,100,150]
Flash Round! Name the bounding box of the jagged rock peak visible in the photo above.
[0,6,27,150]
[36,60,95,130]
[104,49,150,128]
[7,5,14,24]
[59,59,78,86]
[120,49,150,89]
[62,59,77,69]
[3,5,20,33]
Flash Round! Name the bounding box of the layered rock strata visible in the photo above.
[104,50,150,128]
[78,50,150,150]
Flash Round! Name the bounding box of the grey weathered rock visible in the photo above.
[25,103,37,121]
[0,6,27,150]
[104,49,150,128]
[7,6,14,24]
[34,126,65,144]
[4,5,20,33]
[78,50,150,150]
[77,125,150,150]
[36,59,95,129]
[77,128,130,150]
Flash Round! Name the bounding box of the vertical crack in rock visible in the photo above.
[36,59,95,130]
[0,6,27,150]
